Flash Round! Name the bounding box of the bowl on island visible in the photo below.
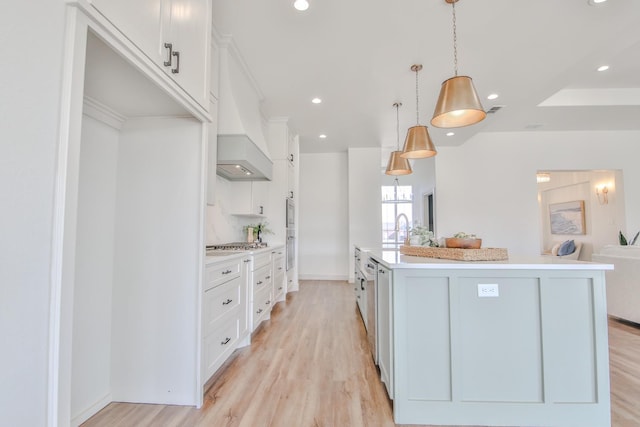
[445,237,482,249]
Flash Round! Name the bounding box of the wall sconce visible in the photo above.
[596,185,609,205]
[536,173,551,183]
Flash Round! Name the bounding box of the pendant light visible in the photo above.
[400,64,437,159]
[431,0,486,128]
[386,103,413,175]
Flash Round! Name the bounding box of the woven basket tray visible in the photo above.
[400,245,509,261]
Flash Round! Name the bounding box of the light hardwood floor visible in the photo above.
[83,280,640,427]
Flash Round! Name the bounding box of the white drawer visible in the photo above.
[205,258,242,291]
[203,314,240,379]
[253,252,271,270]
[252,286,272,330]
[252,264,272,293]
[203,276,241,336]
[274,271,286,301]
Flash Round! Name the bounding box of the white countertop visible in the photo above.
[365,249,614,271]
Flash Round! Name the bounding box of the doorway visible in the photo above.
[536,169,625,260]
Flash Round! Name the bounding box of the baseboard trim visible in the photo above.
[71,392,112,427]
[298,275,349,281]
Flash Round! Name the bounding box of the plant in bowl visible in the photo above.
[409,226,440,247]
[445,232,482,249]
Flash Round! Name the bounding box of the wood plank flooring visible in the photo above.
[83,280,640,427]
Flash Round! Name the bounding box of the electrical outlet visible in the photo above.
[478,283,499,297]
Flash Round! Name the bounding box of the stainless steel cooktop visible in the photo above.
[206,242,268,251]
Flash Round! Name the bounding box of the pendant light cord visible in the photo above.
[452,0,458,76]
[395,103,401,150]
[415,68,420,125]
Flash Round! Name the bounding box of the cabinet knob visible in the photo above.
[257,308,263,314]
[257,280,263,285]
[266,300,271,305]
[220,337,231,345]
[266,275,271,280]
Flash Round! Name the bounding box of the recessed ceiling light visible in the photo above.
[487,93,499,100]
[312,97,322,104]
[294,0,309,11]
[446,132,455,136]
[597,65,610,72]
[319,134,327,139]
[588,0,607,5]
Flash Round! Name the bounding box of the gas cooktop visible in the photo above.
[206,242,268,251]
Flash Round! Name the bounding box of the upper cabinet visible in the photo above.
[89,0,211,109]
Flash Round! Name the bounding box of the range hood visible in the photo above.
[217,134,273,181]
[216,42,273,181]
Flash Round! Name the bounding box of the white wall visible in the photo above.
[71,116,119,423]
[110,117,201,405]
[0,1,66,424]
[299,153,349,280]
[348,148,383,281]
[436,131,640,256]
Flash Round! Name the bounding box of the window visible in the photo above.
[382,184,412,251]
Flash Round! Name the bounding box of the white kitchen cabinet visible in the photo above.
[377,263,393,399]
[250,251,273,330]
[89,0,210,108]
[202,255,249,382]
[272,247,286,303]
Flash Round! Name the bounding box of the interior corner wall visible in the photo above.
[435,130,640,256]
[299,152,349,280]
[348,147,383,282]
[71,115,119,423]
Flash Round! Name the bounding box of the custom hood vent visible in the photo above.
[217,134,273,181]
[216,44,273,181]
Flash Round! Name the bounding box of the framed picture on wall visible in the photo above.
[549,200,586,235]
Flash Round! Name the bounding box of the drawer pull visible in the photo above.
[244,259,251,263]
[266,300,271,305]
[222,298,233,305]
[257,308,263,314]
[256,280,263,285]
[222,269,232,275]
[171,50,180,74]
[278,267,283,271]
[221,337,231,345]
[163,43,173,66]
[278,286,283,290]
[266,275,271,280]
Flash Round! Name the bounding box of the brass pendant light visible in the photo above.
[385,102,412,176]
[400,64,437,159]
[431,0,486,128]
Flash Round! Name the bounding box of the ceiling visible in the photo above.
[211,0,640,156]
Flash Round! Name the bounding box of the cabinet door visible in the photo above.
[377,265,393,398]
[90,0,164,64]
[168,0,210,108]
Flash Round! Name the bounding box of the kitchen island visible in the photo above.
[368,250,613,427]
